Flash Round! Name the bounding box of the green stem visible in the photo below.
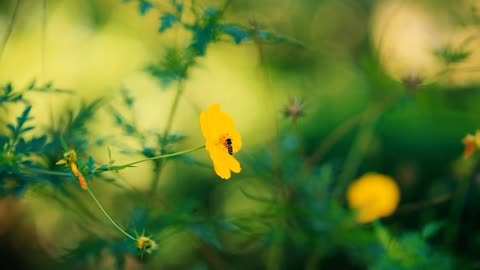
[333,94,403,198]
[100,145,205,173]
[0,0,21,63]
[334,116,376,198]
[21,146,205,177]
[221,0,234,13]
[86,188,136,241]
[41,0,48,79]
[21,166,71,177]
[445,175,472,245]
[161,81,185,147]
[150,81,185,193]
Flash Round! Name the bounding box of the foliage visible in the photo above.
[1,0,479,269]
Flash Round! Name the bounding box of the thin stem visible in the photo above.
[334,118,376,197]
[21,166,72,177]
[41,0,48,79]
[306,113,364,166]
[150,81,186,193]
[21,146,204,177]
[86,188,136,241]
[445,175,472,245]
[221,0,234,13]
[162,81,185,148]
[111,145,205,172]
[396,193,453,214]
[0,0,21,63]
[333,94,403,198]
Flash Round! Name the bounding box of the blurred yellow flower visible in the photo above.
[56,150,88,190]
[136,236,157,254]
[347,173,400,223]
[200,104,242,180]
[462,131,480,159]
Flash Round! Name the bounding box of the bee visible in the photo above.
[225,138,233,155]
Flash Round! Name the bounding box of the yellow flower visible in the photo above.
[56,150,88,190]
[462,131,480,159]
[200,104,242,179]
[136,236,157,254]
[347,173,400,223]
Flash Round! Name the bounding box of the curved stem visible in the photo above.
[86,188,136,241]
[0,0,21,63]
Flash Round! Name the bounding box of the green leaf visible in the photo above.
[435,45,470,64]
[9,106,33,139]
[186,7,222,55]
[139,0,153,16]
[421,221,446,239]
[147,48,194,86]
[159,13,179,32]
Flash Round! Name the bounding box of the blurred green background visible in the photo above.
[1,0,480,269]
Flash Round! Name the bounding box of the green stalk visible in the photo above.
[0,0,21,62]
[87,188,136,241]
[21,166,71,177]
[150,81,185,193]
[100,145,205,173]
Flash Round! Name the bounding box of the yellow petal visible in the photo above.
[347,173,400,223]
[230,129,242,153]
[200,111,209,139]
[226,155,241,173]
[208,104,234,133]
[214,162,231,179]
[201,104,242,180]
[56,159,67,165]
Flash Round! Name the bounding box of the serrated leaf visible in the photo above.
[189,26,218,56]
[159,13,179,32]
[15,136,47,154]
[186,7,223,56]
[147,48,193,86]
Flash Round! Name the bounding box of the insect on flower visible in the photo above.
[225,137,233,155]
[200,104,242,180]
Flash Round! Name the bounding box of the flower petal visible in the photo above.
[226,155,241,173]
[214,162,231,179]
[230,129,242,153]
[201,104,242,180]
[200,111,209,139]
